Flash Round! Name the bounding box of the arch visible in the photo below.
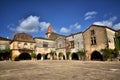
[91,51,103,61]
[18,53,31,60]
[44,53,50,60]
[63,55,65,60]
[37,53,41,60]
[72,53,79,60]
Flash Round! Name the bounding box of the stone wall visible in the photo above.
[66,32,84,53]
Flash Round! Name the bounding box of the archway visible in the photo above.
[91,51,103,61]
[72,53,79,60]
[18,53,31,60]
[44,53,50,60]
[37,53,41,60]
[63,55,65,60]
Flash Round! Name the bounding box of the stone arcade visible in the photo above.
[0,24,119,61]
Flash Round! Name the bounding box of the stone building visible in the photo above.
[46,24,64,40]
[0,36,11,60]
[66,32,84,60]
[10,33,35,60]
[83,25,116,60]
[55,36,66,60]
[1,24,118,61]
[34,37,55,60]
[0,36,11,50]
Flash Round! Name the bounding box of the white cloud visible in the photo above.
[113,23,120,29]
[70,22,81,29]
[8,15,51,33]
[39,22,50,31]
[9,15,40,33]
[84,11,97,20]
[60,22,81,34]
[60,27,70,33]
[93,16,117,27]
[85,11,97,16]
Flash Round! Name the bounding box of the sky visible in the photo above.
[0,0,120,39]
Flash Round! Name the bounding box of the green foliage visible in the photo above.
[15,56,19,61]
[114,33,120,50]
[0,49,11,54]
[77,50,86,56]
[101,48,119,61]
[49,50,56,56]
[41,54,46,58]
[31,52,37,58]
[76,50,86,60]
[66,51,71,59]
[58,52,63,57]
[0,49,12,60]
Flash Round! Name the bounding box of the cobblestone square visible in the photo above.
[0,60,120,80]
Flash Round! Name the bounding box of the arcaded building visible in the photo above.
[83,25,116,60]
[2,24,117,61]
[34,37,55,60]
[10,33,35,60]
[66,32,84,60]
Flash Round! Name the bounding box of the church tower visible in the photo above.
[46,24,54,38]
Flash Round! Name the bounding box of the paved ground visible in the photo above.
[0,60,120,80]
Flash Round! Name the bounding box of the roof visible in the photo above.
[83,24,116,33]
[52,32,65,37]
[34,37,55,41]
[12,33,34,42]
[66,32,83,37]
[116,30,120,36]
[0,36,11,41]
[46,24,54,34]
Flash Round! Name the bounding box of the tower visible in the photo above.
[46,24,54,38]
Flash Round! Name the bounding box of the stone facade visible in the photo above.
[66,32,84,53]
[1,24,118,61]
[55,37,66,59]
[0,37,11,50]
[10,33,35,60]
[34,37,55,59]
[83,25,116,60]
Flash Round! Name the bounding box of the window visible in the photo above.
[59,44,62,48]
[91,37,96,45]
[0,45,6,50]
[24,43,27,49]
[18,42,21,48]
[70,41,74,48]
[91,30,95,35]
[43,42,48,47]
[30,43,32,49]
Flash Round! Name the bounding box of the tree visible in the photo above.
[0,49,12,61]
[31,52,37,60]
[58,52,64,60]
[41,54,46,60]
[49,50,56,60]
[66,51,71,60]
[101,48,118,61]
[77,50,86,61]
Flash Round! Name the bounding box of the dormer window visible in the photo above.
[24,43,27,49]
[18,42,21,48]
[30,43,32,49]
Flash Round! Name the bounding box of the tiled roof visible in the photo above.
[0,36,11,41]
[13,33,34,42]
[46,24,54,34]
[66,32,83,37]
[34,37,54,41]
[83,24,116,33]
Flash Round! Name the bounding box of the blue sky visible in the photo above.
[0,0,120,39]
